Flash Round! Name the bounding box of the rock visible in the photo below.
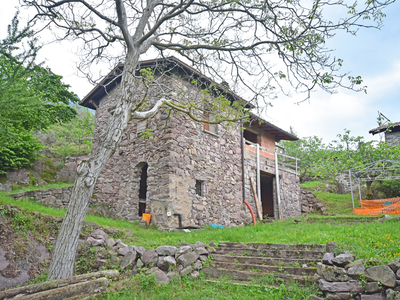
[167,271,179,281]
[206,246,216,253]
[194,241,207,249]
[116,241,128,249]
[385,289,395,300]
[157,256,176,272]
[345,260,365,269]
[388,259,400,273]
[347,264,366,276]
[332,254,355,267]
[193,260,203,270]
[177,252,199,268]
[104,228,120,235]
[313,274,323,282]
[91,229,108,240]
[146,267,169,285]
[118,247,131,256]
[309,296,324,300]
[133,246,146,256]
[302,264,308,268]
[317,263,349,282]
[180,265,193,276]
[325,292,353,300]
[318,279,363,293]
[209,241,216,247]
[175,245,192,258]
[86,237,104,247]
[360,293,385,299]
[364,265,396,287]
[365,282,380,293]
[142,250,158,266]
[190,271,200,279]
[120,250,137,269]
[326,242,337,253]
[199,255,208,262]
[195,247,208,256]
[105,238,116,247]
[323,253,335,265]
[156,246,177,256]
[379,215,393,223]
[131,266,139,276]
[397,269,400,280]
[136,259,144,268]
[95,258,107,269]
[107,247,117,256]
[110,256,119,267]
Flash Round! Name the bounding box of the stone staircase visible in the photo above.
[203,242,326,285]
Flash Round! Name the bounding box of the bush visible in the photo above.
[0,126,43,174]
[373,180,400,198]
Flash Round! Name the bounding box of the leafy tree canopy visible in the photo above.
[0,13,80,173]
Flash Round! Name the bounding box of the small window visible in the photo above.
[195,180,203,196]
[203,112,218,135]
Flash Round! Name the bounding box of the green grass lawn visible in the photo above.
[0,182,73,196]
[301,180,359,215]
[1,195,399,264]
[2,186,399,300]
[93,274,319,300]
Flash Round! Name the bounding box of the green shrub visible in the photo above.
[373,180,400,198]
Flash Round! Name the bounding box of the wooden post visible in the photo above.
[250,177,263,220]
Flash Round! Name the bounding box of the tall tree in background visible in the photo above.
[22,0,395,279]
[0,13,79,173]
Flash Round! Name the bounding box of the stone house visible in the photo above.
[369,122,400,147]
[80,57,301,229]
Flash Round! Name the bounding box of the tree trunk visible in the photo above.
[47,50,140,280]
[366,181,374,200]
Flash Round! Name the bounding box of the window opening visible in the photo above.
[195,180,203,196]
[138,164,148,216]
[244,129,258,144]
[203,112,218,135]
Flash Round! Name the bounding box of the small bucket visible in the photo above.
[142,213,151,224]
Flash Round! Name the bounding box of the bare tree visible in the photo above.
[22,0,393,279]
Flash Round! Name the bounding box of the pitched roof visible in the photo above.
[80,56,297,141]
[80,56,253,110]
[247,114,298,142]
[369,122,400,135]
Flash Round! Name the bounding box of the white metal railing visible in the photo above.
[244,139,300,176]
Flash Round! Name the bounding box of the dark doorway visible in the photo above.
[260,173,274,218]
[138,164,148,216]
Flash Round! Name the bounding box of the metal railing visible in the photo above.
[244,139,300,176]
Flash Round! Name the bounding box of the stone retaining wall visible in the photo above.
[301,188,326,214]
[8,187,74,209]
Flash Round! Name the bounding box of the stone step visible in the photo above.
[209,261,317,276]
[202,267,314,285]
[212,254,319,267]
[214,247,324,259]
[217,242,326,252]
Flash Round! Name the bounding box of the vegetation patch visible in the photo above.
[93,274,319,300]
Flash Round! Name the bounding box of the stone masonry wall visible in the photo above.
[386,130,400,146]
[90,69,300,228]
[9,187,73,209]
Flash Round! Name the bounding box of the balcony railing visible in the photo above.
[244,139,300,176]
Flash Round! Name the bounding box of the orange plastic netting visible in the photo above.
[353,197,400,216]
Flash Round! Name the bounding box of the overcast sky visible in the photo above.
[1,1,399,144]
